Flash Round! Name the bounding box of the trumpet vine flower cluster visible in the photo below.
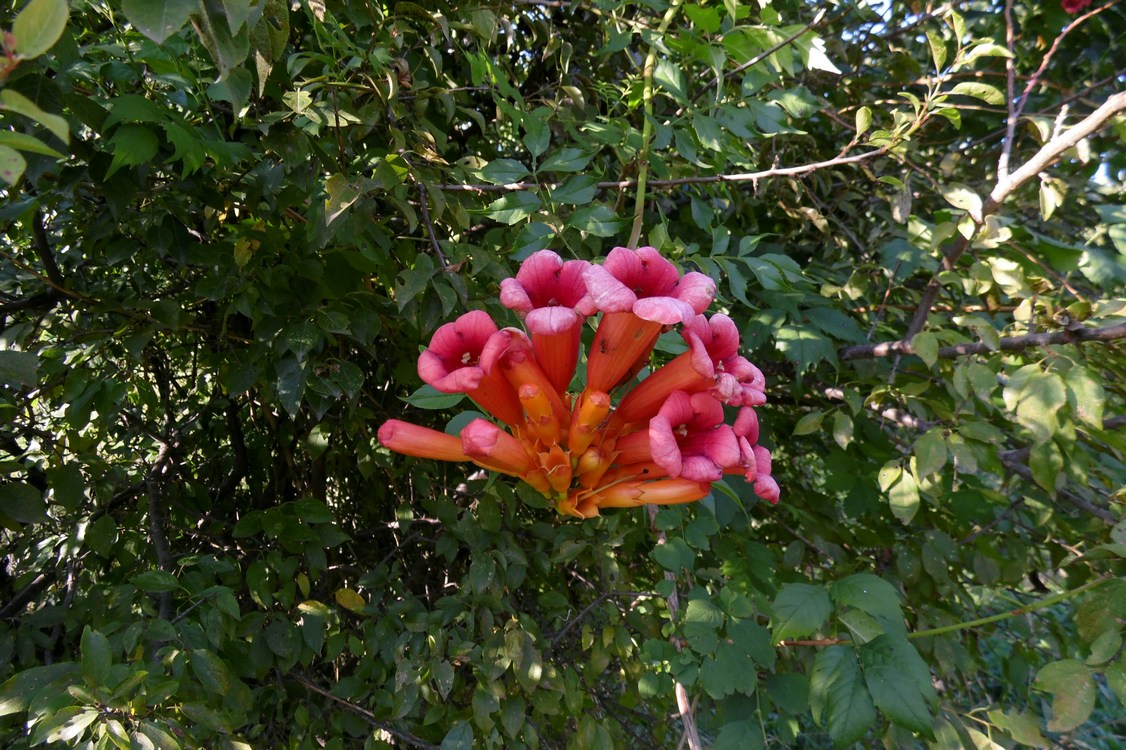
[378,246,780,518]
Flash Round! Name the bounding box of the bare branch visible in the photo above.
[435,147,891,194]
[842,320,1126,361]
[417,183,448,268]
[996,0,1017,181]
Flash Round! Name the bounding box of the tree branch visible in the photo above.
[292,672,440,750]
[841,321,1126,361]
[436,147,892,194]
[904,90,1126,339]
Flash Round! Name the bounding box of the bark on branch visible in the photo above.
[904,90,1126,339]
[840,321,1126,361]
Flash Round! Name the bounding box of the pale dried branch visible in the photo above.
[840,320,1126,361]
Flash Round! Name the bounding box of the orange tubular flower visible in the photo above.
[377,420,469,463]
[378,243,779,519]
[594,478,712,509]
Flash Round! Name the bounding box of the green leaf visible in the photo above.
[838,609,883,645]
[911,331,938,368]
[480,159,530,185]
[855,106,872,136]
[775,325,836,375]
[926,30,947,71]
[401,384,465,410]
[0,130,63,157]
[793,410,824,436]
[0,144,27,186]
[80,627,111,687]
[650,537,694,572]
[653,59,687,103]
[771,583,832,643]
[831,411,853,450]
[809,646,876,745]
[830,574,905,631]
[1014,371,1067,444]
[949,81,1005,106]
[121,0,198,43]
[712,719,765,750]
[941,183,983,220]
[914,429,947,477]
[888,471,919,524]
[1,90,69,142]
[1034,659,1097,732]
[132,569,179,592]
[860,635,936,739]
[485,191,541,224]
[441,720,474,750]
[12,0,69,59]
[106,124,159,179]
[190,649,231,694]
[988,709,1049,748]
[0,663,79,716]
[1,481,45,524]
[1029,440,1063,492]
[539,147,592,173]
[569,204,622,237]
[0,350,40,387]
[195,0,251,77]
[551,175,599,205]
[1065,366,1104,428]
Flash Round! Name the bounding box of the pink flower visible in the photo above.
[752,446,780,504]
[416,311,524,425]
[647,391,740,483]
[1061,0,1091,13]
[583,246,715,324]
[613,314,742,425]
[500,251,596,395]
[500,250,595,334]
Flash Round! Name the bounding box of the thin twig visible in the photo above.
[840,320,1126,361]
[627,0,684,250]
[435,147,892,194]
[291,673,441,750]
[996,0,1017,181]
[1012,0,1120,128]
[417,183,448,268]
[647,505,702,750]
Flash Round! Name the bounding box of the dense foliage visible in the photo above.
[1,0,1125,747]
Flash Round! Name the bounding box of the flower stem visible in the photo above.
[907,575,1112,640]
[627,0,684,250]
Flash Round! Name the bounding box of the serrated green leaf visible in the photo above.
[830,574,905,630]
[860,635,936,738]
[1034,659,1096,732]
[771,583,832,643]
[809,646,876,745]
[485,191,541,224]
[551,174,599,205]
[539,147,591,173]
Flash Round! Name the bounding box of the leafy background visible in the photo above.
[1,0,1125,748]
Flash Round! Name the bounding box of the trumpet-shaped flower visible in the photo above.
[501,250,595,394]
[583,247,716,393]
[379,242,779,519]
[647,391,740,483]
[417,311,524,425]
